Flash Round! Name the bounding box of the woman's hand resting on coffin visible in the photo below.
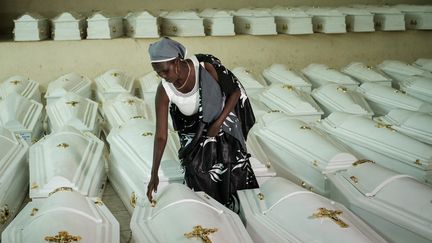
[147,174,159,203]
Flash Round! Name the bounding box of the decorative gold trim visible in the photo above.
[282,23,288,30]
[282,84,294,91]
[352,159,374,166]
[10,80,20,85]
[49,187,74,196]
[375,122,396,132]
[350,176,358,184]
[184,225,218,243]
[142,132,153,136]
[300,125,311,130]
[31,182,39,189]
[131,115,143,119]
[268,109,281,113]
[245,23,251,29]
[172,26,178,32]
[30,208,39,216]
[410,19,418,26]
[94,198,103,206]
[65,101,79,107]
[57,143,69,148]
[124,99,135,105]
[311,207,349,228]
[257,192,264,200]
[112,26,117,33]
[265,161,271,168]
[316,23,323,30]
[112,72,119,77]
[336,86,347,92]
[415,159,422,166]
[151,199,157,208]
[0,205,10,225]
[312,160,318,167]
[44,231,82,242]
[130,192,137,208]
[394,89,406,94]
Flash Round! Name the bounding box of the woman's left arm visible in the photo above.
[204,62,241,137]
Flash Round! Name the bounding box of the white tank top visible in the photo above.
[162,56,200,116]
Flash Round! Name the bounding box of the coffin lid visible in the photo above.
[14,12,46,22]
[199,8,233,18]
[2,75,39,96]
[336,7,373,15]
[312,83,373,115]
[394,4,432,13]
[380,108,432,134]
[341,62,392,83]
[139,71,162,92]
[305,8,346,17]
[414,58,432,72]
[0,126,23,167]
[262,64,311,86]
[302,64,359,86]
[0,92,42,130]
[102,93,149,125]
[46,72,91,97]
[126,11,157,19]
[352,5,404,14]
[162,11,202,20]
[234,8,273,17]
[400,76,432,95]
[52,12,84,22]
[88,11,121,20]
[95,69,135,93]
[270,7,310,17]
[378,60,432,77]
[232,67,265,89]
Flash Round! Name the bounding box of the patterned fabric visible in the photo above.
[169,54,259,212]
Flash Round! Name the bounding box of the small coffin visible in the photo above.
[302,63,359,90]
[95,69,135,104]
[341,62,392,86]
[413,58,432,72]
[45,72,92,106]
[304,8,347,33]
[160,11,205,37]
[262,64,312,93]
[52,11,86,40]
[13,12,49,41]
[233,8,277,35]
[87,11,124,39]
[124,11,160,38]
[394,4,432,30]
[0,75,41,102]
[199,9,235,36]
[377,60,432,87]
[354,5,406,31]
[337,7,374,32]
[270,7,313,35]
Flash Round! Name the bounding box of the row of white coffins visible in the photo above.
[13,4,432,41]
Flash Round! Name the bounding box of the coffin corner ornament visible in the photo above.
[352,159,375,166]
[44,231,82,242]
[311,207,349,228]
[184,225,218,243]
[0,205,10,225]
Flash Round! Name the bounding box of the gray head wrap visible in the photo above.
[148,37,187,63]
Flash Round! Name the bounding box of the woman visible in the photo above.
[146,37,258,212]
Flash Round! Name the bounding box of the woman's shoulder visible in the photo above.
[195,54,222,65]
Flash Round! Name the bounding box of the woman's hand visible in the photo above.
[146,174,159,203]
[207,121,221,137]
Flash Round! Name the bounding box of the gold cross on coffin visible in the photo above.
[65,101,79,107]
[311,207,349,228]
[184,225,218,243]
[44,231,82,243]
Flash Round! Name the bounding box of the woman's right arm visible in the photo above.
[146,83,169,202]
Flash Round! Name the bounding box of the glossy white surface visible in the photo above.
[95,69,135,103]
[199,9,235,36]
[337,7,374,32]
[233,8,277,35]
[87,11,124,39]
[52,12,86,40]
[378,60,432,86]
[0,75,41,102]
[394,4,432,30]
[414,58,432,72]
[270,7,313,35]
[353,5,406,31]
[13,12,49,41]
[262,64,312,93]
[124,11,159,38]
[341,62,392,86]
[160,11,205,37]
[302,63,359,90]
[45,72,92,105]
[304,8,347,33]
[399,76,432,103]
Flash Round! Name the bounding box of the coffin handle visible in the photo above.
[0,205,11,225]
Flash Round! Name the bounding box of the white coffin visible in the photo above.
[238,177,386,243]
[232,67,266,95]
[341,62,392,86]
[302,63,359,90]
[337,7,374,32]
[354,5,406,31]
[0,75,40,102]
[0,93,43,144]
[160,11,205,37]
[130,183,253,243]
[29,126,107,200]
[95,69,135,104]
[46,92,100,134]
[13,12,49,41]
[304,8,347,33]
[399,76,432,103]
[270,7,313,35]
[2,189,119,243]
[233,8,277,35]
[376,109,432,145]
[102,93,149,132]
[0,127,29,234]
[124,11,160,38]
[106,118,183,214]
[262,63,312,93]
[377,60,432,87]
[394,4,432,30]
[328,161,432,243]
[87,11,123,39]
[138,70,161,99]
[318,112,432,185]
[414,58,432,72]
[199,9,235,36]
[52,12,86,40]
[45,72,92,106]
[259,84,323,123]
[250,112,356,195]
[357,82,432,116]
[311,84,374,117]
[247,96,271,121]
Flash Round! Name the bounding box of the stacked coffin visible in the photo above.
[375,109,432,145]
[52,12,86,40]
[341,62,392,86]
[357,82,432,116]
[354,5,406,31]
[0,93,43,144]
[238,177,387,243]
[124,11,159,38]
[328,161,432,243]
[270,7,313,35]
[377,60,432,87]
[138,71,161,100]
[233,8,277,35]
[248,112,355,196]
[259,84,323,123]
[262,64,312,93]
[87,11,123,39]
[398,76,432,103]
[303,7,346,33]
[311,84,374,117]
[2,189,119,243]
[130,183,253,243]
[160,11,205,37]
[0,76,41,102]
[232,67,266,95]
[302,64,359,90]
[95,69,135,104]
[29,126,107,200]
[336,7,375,32]
[101,93,149,133]
[199,9,235,36]
[45,72,92,106]
[46,92,100,134]
[317,112,432,185]
[0,127,29,234]
[106,118,183,213]
[414,58,432,72]
[394,4,432,30]
[13,13,49,41]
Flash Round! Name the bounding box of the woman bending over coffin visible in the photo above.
[146,37,258,212]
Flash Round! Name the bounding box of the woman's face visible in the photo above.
[152,59,178,84]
